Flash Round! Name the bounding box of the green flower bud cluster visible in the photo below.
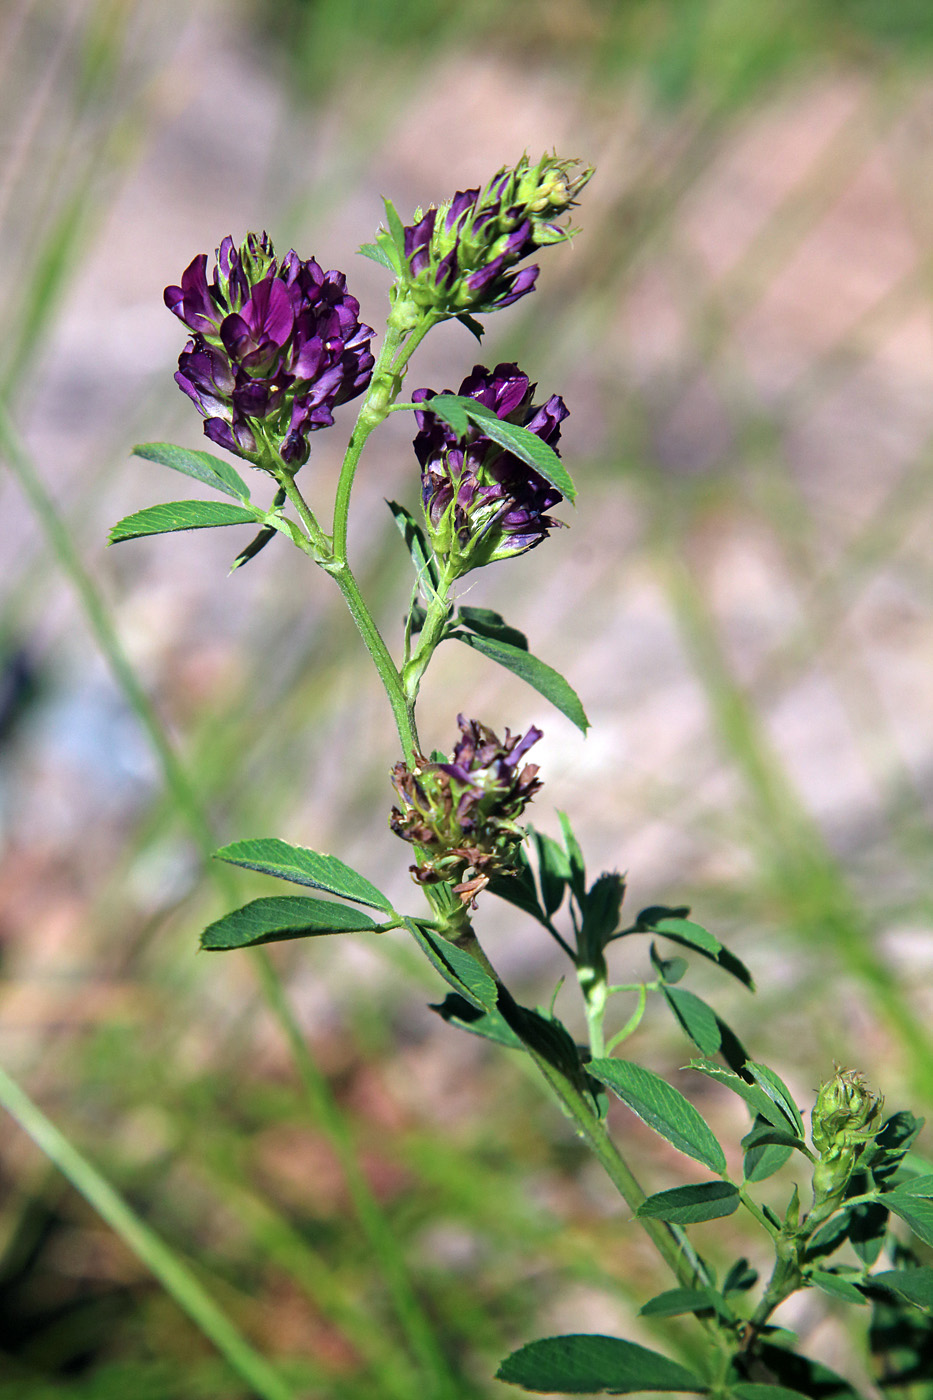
[810,1068,885,1211]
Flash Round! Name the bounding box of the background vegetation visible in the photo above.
[3,0,933,1394]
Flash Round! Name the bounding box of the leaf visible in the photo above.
[872,1268,933,1311]
[405,919,497,1011]
[213,837,393,911]
[638,1182,740,1224]
[723,1258,758,1295]
[579,872,626,960]
[456,605,528,651]
[636,913,754,990]
[429,993,524,1050]
[809,1270,867,1306]
[382,196,408,264]
[559,810,587,903]
[487,859,548,926]
[453,631,589,733]
[640,1288,732,1321]
[507,1003,586,1088]
[651,944,687,984]
[805,1214,852,1262]
[496,1334,705,1394]
[731,1386,816,1400]
[689,1062,797,1136]
[889,1174,933,1198]
[200,896,377,950]
[885,1192,933,1248]
[109,500,259,543]
[528,829,569,918]
[848,1201,889,1267]
[662,987,721,1056]
[588,1058,726,1173]
[456,313,485,342]
[745,1062,805,1138]
[358,240,396,272]
[387,498,440,593]
[750,1344,862,1400]
[132,441,251,501]
[428,395,577,503]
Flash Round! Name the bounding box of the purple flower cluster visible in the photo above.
[413,363,568,574]
[390,715,543,904]
[400,153,592,319]
[165,232,374,466]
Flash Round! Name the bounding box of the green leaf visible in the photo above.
[722,1258,758,1294]
[640,1287,731,1320]
[885,1192,933,1248]
[638,1182,740,1224]
[453,631,589,733]
[588,1058,726,1173]
[213,837,393,912]
[405,919,497,1011]
[848,1201,888,1266]
[809,1270,867,1305]
[690,1062,797,1136]
[358,240,396,272]
[529,829,569,917]
[636,913,754,990]
[200,896,377,950]
[805,1214,851,1262]
[109,500,259,543]
[662,987,721,1056]
[456,605,528,651]
[745,1139,794,1183]
[731,1386,815,1400]
[132,441,251,501]
[745,1062,805,1138]
[382,196,408,263]
[387,499,440,593]
[496,1334,705,1393]
[889,1174,933,1198]
[429,395,577,503]
[487,856,548,926]
[429,993,523,1049]
[579,873,626,960]
[559,810,587,902]
[650,944,687,984]
[872,1268,933,1311]
[750,1344,861,1400]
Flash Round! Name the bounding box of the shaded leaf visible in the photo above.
[638,1182,740,1224]
[634,913,754,990]
[110,500,259,543]
[429,394,577,502]
[872,1268,933,1311]
[690,1062,797,1135]
[640,1288,732,1321]
[559,810,587,902]
[745,1062,804,1138]
[453,631,589,733]
[387,498,440,593]
[663,987,721,1056]
[849,1201,888,1267]
[429,993,523,1049]
[456,313,485,342]
[457,605,528,651]
[405,919,497,1011]
[132,441,250,501]
[885,1192,933,1248]
[487,857,548,926]
[530,828,570,918]
[579,872,626,961]
[496,1334,705,1394]
[589,1058,726,1173]
[723,1258,758,1295]
[650,944,687,984]
[731,1386,815,1400]
[749,1344,862,1399]
[213,837,393,911]
[201,896,376,950]
[809,1270,867,1305]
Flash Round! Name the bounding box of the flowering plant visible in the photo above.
[110,159,933,1399]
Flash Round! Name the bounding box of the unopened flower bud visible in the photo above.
[811,1069,884,1210]
[390,716,542,904]
[394,153,592,321]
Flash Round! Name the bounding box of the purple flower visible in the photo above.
[396,153,592,320]
[390,716,543,903]
[164,233,374,468]
[412,363,568,574]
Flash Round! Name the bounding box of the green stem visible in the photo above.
[0,1062,297,1400]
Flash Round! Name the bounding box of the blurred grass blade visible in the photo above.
[0,1062,298,1400]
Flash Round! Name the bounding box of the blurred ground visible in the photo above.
[3,1,933,1395]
